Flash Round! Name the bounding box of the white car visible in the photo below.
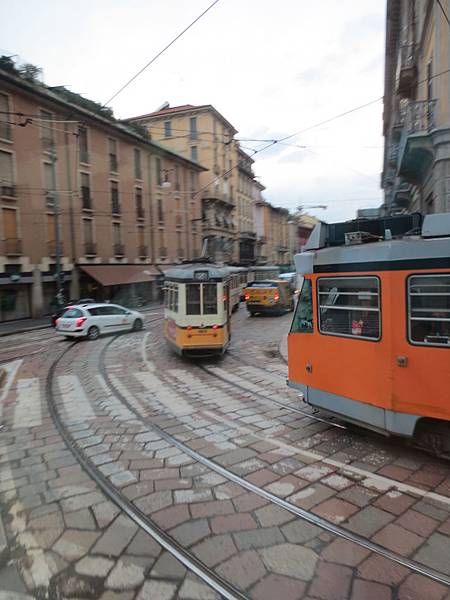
[56,303,144,340]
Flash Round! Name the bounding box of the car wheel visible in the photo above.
[87,326,100,340]
[132,318,143,331]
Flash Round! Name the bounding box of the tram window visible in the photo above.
[318,277,380,341]
[186,284,201,315]
[203,284,218,314]
[408,274,450,347]
[290,279,313,333]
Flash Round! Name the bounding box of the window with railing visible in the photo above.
[0,150,14,195]
[111,181,120,214]
[81,172,92,209]
[108,138,118,172]
[190,146,198,162]
[408,274,450,347]
[190,117,197,140]
[78,126,89,163]
[134,148,142,179]
[135,188,144,219]
[39,110,54,151]
[174,165,180,191]
[43,161,54,207]
[318,276,381,341]
[156,157,162,186]
[157,198,164,223]
[0,93,11,141]
[164,121,172,138]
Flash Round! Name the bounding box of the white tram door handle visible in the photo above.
[396,356,408,367]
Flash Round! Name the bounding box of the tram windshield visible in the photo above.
[290,279,313,333]
[186,283,218,315]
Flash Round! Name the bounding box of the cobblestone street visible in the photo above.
[1,307,450,599]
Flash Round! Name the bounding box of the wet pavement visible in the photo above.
[0,306,450,599]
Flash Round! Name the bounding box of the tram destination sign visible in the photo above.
[194,270,209,281]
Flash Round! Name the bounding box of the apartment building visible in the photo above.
[382,0,450,214]
[127,104,237,263]
[236,148,257,264]
[0,67,204,320]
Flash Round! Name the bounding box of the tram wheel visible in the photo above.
[414,420,450,459]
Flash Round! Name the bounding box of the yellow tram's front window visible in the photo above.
[186,284,201,315]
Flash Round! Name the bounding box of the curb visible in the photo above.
[0,324,50,338]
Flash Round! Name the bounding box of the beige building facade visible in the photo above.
[383,0,450,214]
[0,68,204,320]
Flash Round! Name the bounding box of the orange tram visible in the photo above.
[287,212,450,457]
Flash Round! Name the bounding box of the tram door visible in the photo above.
[224,282,231,340]
[391,271,450,419]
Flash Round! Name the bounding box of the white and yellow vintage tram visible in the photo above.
[164,262,231,357]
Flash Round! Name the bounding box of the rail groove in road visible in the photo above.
[98,333,450,588]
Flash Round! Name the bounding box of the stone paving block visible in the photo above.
[357,554,410,585]
[75,556,114,577]
[136,580,177,600]
[287,483,335,510]
[250,574,306,600]
[211,513,257,534]
[63,508,97,530]
[232,492,268,513]
[190,499,234,518]
[150,551,187,580]
[170,518,210,546]
[216,549,267,590]
[396,509,439,538]
[192,533,237,567]
[61,491,104,513]
[312,498,359,524]
[174,489,213,504]
[307,561,353,600]
[178,576,221,600]
[372,523,424,555]
[351,579,392,600]
[413,500,450,522]
[110,471,138,487]
[215,448,257,467]
[99,592,134,600]
[52,529,100,561]
[233,526,285,551]
[281,520,323,544]
[134,490,173,514]
[373,491,417,516]
[92,514,138,557]
[337,485,379,508]
[214,482,244,500]
[345,506,395,537]
[413,532,450,575]
[152,504,191,530]
[0,565,28,594]
[259,543,318,581]
[321,538,371,567]
[121,481,155,501]
[398,573,449,600]
[155,478,192,491]
[92,501,120,528]
[255,504,295,528]
[295,464,335,482]
[126,530,161,557]
[106,556,151,590]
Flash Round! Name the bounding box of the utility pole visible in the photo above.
[50,146,64,308]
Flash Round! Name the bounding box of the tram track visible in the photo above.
[96,332,450,588]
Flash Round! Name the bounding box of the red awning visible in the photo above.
[80,265,159,286]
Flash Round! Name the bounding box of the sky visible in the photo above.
[0,0,386,223]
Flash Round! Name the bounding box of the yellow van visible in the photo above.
[244,279,295,316]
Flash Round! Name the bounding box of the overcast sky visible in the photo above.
[0,0,386,223]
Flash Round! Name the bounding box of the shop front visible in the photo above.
[78,264,160,309]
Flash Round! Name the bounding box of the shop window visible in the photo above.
[186,283,201,315]
[290,278,313,333]
[408,274,450,347]
[318,276,380,341]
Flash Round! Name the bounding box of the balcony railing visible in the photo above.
[404,100,437,133]
[387,143,399,166]
[114,243,125,256]
[136,206,145,220]
[47,240,64,256]
[201,188,234,205]
[138,245,148,258]
[159,246,167,258]
[397,43,417,97]
[175,215,183,227]
[3,238,22,256]
[109,154,118,172]
[84,241,97,256]
[111,200,121,215]
[81,187,92,210]
[1,183,16,198]
[41,136,54,152]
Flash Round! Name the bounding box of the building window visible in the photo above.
[408,274,450,347]
[134,148,142,179]
[427,59,433,101]
[43,161,54,207]
[39,110,54,151]
[164,121,171,137]
[190,170,196,199]
[0,150,14,188]
[135,188,144,219]
[186,283,201,315]
[2,207,19,254]
[83,218,93,243]
[157,198,164,223]
[109,138,118,172]
[190,146,198,162]
[81,172,91,210]
[156,157,162,186]
[137,226,146,257]
[174,164,180,191]
[111,181,120,214]
[190,117,197,140]
[291,278,313,333]
[113,222,122,248]
[0,93,11,141]
[318,276,380,341]
[78,126,89,163]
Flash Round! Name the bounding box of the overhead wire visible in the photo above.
[102,0,221,107]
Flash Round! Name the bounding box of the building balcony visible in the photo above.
[81,188,93,210]
[111,201,121,216]
[136,207,145,220]
[84,241,97,256]
[239,230,257,240]
[3,238,22,256]
[396,43,417,98]
[397,100,437,184]
[275,245,289,253]
[387,142,399,167]
[159,246,168,258]
[138,244,148,258]
[47,240,64,256]
[392,182,413,210]
[114,243,125,257]
[1,183,16,198]
[202,188,234,206]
